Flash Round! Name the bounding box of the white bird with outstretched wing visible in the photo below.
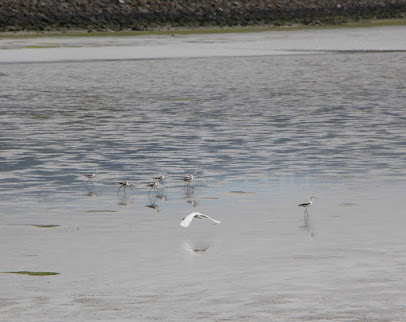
[180,212,221,228]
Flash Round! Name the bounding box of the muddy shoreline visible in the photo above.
[0,0,405,33]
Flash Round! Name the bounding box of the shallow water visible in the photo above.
[0,26,406,320]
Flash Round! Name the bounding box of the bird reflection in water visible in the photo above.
[185,192,198,208]
[300,212,316,237]
[182,240,210,256]
[145,193,167,213]
[118,192,134,206]
[85,185,97,197]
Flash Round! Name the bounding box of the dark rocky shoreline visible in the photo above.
[0,0,405,32]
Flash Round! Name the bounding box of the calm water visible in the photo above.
[0,26,406,320]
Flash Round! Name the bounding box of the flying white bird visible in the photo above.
[182,241,210,256]
[180,212,221,228]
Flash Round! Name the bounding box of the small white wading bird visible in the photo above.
[180,212,221,228]
[154,173,168,184]
[182,171,197,189]
[84,171,98,184]
[299,196,317,216]
[117,181,134,194]
[146,180,160,195]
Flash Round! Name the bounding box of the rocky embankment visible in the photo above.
[0,0,405,32]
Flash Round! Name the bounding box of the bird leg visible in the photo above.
[304,208,309,218]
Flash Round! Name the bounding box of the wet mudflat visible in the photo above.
[0,25,405,320]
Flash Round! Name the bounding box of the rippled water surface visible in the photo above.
[0,26,405,320]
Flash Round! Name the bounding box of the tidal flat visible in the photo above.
[0,24,405,320]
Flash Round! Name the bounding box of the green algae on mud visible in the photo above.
[162,98,196,101]
[86,210,118,213]
[29,114,51,119]
[230,191,254,194]
[29,224,61,228]
[0,18,405,39]
[23,45,60,49]
[3,271,60,276]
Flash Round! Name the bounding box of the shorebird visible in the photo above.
[117,181,134,194]
[299,196,317,216]
[180,212,221,228]
[182,171,197,189]
[84,171,98,184]
[154,173,168,184]
[146,180,160,195]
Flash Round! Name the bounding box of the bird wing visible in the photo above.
[180,212,199,227]
[299,201,311,207]
[199,214,222,224]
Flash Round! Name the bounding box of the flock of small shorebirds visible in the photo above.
[84,170,317,228]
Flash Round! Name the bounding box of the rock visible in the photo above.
[0,0,405,32]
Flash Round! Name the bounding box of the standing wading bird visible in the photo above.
[299,196,317,216]
[117,181,134,194]
[182,171,197,189]
[84,170,98,185]
[180,212,221,228]
[146,180,160,195]
[154,173,168,186]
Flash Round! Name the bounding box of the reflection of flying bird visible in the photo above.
[299,196,317,216]
[182,241,209,256]
[180,212,221,228]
